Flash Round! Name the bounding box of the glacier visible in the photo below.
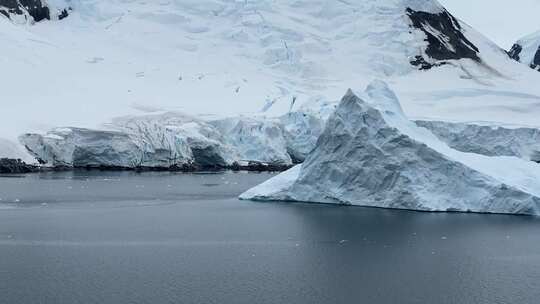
[241,81,540,216]
[18,111,325,169]
[416,120,540,162]
[3,0,540,147]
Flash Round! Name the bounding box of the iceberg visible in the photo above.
[241,81,540,215]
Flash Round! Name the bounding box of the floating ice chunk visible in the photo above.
[241,81,540,216]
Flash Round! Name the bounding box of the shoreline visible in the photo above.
[0,158,294,174]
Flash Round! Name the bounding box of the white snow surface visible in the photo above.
[3,0,540,155]
[0,138,33,162]
[240,82,540,215]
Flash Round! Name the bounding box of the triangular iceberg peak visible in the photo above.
[241,81,540,215]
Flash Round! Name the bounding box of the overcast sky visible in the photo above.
[439,0,540,48]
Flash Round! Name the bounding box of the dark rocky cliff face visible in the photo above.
[0,0,69,22]
[406,7,480,70]
[530,48,540,70]
[508,43,523,62]
[0,158,38,173]
[0,0,50,21]
[507,43,540,71]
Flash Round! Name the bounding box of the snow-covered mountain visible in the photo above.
[508,31,540,71]
[3,0,540,166]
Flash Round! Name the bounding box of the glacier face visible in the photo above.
[110,113,233,168]
[20,127,150,168]
[241,82,540,215]
[279,112,324,162]
[209,117,292,165]
[19,116,226,169]
[416,120,540,162]
[19,111,325,169]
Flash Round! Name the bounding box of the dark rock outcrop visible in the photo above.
[530,47,540,70]
[508,43,523,62]
[0,0,69,22]
[406,7,480,70]
[0,158,39,173]
[507,41,540,71]
[0,0,50,21]
[58,8,68,20]
[410,55,447,70]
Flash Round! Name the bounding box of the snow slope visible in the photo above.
[3,0,540,162]
[241,82,540,215]
[438,0,540,49]
[0,138,33,162]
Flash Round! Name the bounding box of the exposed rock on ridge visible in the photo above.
[0,0,69,22]
[406,7,480,69]
[508,31,540,71]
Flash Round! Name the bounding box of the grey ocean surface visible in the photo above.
[1,171,540,304]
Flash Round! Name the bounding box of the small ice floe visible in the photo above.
[41,203,48,207]
[441,236,447,240]
[86,57,104,64]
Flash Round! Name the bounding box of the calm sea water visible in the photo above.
[1,171,540,304]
